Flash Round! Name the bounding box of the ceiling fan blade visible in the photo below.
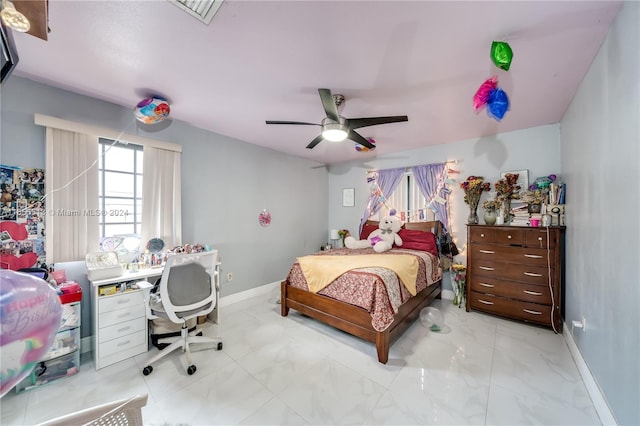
[306,134,325,150]
[347,130,375,150]
[265,120,320,126]
[347,116,409,129]
[318,88,340,122]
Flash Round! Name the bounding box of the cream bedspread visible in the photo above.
[297,254,419,296]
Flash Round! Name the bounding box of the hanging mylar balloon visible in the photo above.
[0,270,63,397]
[491,41,513,71]
[134,97,170,124]
[486,87,510,121]
[355,138,376,152]
[473,77,498,112]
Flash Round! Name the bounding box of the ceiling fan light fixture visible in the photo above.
[322,122,348,142]
[0,0,30,32]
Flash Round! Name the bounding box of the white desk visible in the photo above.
[90,268,164,370]
[89,263,221,370]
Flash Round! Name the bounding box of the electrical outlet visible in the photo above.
[227,272,233,282]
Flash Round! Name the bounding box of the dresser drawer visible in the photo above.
[471,244,552,267]
[99,317,147,344]
[471,262,553,286]
[99,304,145,329]
[495,228,524,245]
[470,276,552,305]
[524,228,556,249]
[469,291,552,326]
[469,227,495,243]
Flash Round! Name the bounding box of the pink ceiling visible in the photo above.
[11,1,621,165]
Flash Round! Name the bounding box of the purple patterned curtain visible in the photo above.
[412,163,449,231]
[358,167,405,235]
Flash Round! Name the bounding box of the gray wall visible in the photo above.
[327,124,562,292]
[1,76,329,338]
[560,2,639,424]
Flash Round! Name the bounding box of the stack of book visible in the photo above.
[510,204,530,226]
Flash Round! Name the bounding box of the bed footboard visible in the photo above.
[281,280,442,363]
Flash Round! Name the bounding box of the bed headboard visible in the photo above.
[364,220,443,240]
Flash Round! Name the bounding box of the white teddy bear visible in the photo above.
[344,215,403,253]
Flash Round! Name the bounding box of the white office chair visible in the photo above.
[141,251,222,376]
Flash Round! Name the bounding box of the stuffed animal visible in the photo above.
[344,215,403,253]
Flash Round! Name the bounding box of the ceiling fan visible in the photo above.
[266,88,408,150]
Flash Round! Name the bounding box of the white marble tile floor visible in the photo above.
[0,295,601,425]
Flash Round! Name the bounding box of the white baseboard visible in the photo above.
[219,280,281,307]
[81,336,92,354]
[563,321,617,425]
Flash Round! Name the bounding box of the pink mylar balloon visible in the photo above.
[0,270,63,397]
[473,76,498,111]
[134,97,170,124]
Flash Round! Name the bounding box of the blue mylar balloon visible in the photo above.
[486,88,509,121]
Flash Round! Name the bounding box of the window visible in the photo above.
[98,138,143,239]
[385,172,435,223]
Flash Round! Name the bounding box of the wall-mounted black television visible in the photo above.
[0,21,19,85]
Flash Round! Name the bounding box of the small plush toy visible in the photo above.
[345,215,403,253]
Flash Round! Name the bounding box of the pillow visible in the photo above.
[398,229,438,255]
[359,224,378,240]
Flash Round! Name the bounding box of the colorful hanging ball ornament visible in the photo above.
[491,41,513,71]
[486,87,510,121]
[134,97,170,124]
[355,138,376,152]
[473,76,498,111]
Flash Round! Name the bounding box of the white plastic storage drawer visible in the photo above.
[98,330,147,358]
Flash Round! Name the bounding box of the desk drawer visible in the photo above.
[99,305,145,328]
[99,329,146,358]
[99,317,146,343]
[469,291,552,325]
[470,276,552,305]
[99,290,144,313]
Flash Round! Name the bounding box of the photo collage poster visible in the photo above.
[0,165,46,270]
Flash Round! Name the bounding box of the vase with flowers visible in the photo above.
[451,263,467,307]
[521,189,547,213]
[337,229,350,247]
[482,199,501,225]
[460,176,491,224]
[494,173,521,223]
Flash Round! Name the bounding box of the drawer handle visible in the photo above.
[524,272,542,277]
[117,312,131,319]
[507,235,512,239]
[479,282,494,288]
[479,250,495,254]
[523,309,542,315]
[117,299,130,304]
[480,233,485,237]
[524,254,543,259]
[479,266,495,271]
[117,326,131,332]
[478,299,494,305]
[117,340,131,347]
[523,290,542,296]
[538,237,543,241]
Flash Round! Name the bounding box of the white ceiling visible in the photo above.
[11,1,622,165]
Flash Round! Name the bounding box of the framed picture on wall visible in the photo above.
[500,170,529,192]
[342,188,355,207]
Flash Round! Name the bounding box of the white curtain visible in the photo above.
[45,128,99,263]
[141,146,182,250]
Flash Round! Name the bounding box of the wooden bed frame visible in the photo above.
[280,220,443,364]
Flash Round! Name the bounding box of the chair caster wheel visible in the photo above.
[196,331,203,337]
[142,366,153,376]
[217,342,223,350]
[187,365,197,375]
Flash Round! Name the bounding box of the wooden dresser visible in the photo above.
[466,225,564,332]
